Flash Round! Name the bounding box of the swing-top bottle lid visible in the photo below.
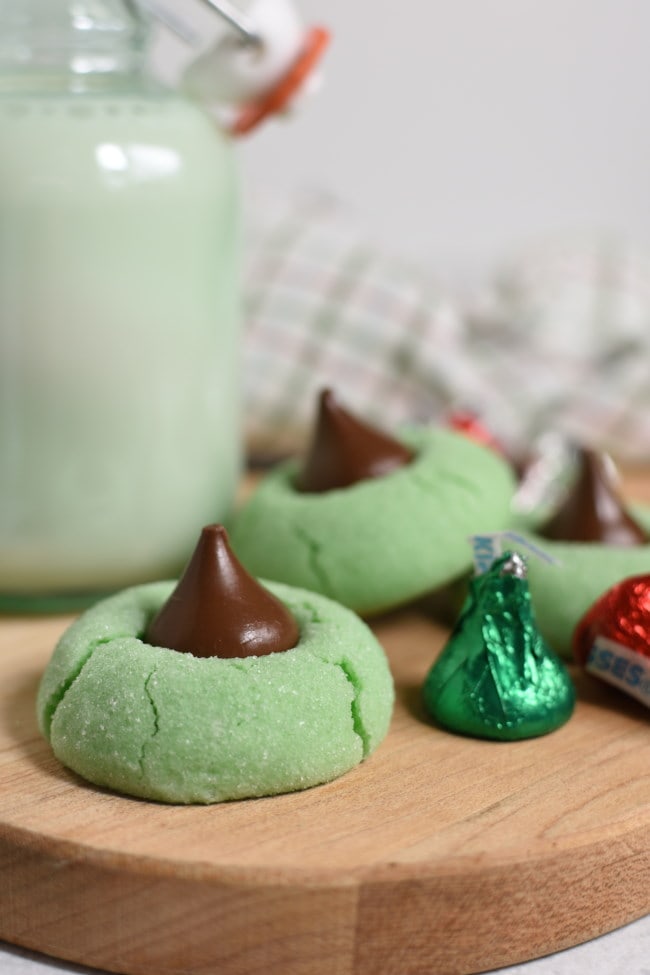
[181,0,330,135]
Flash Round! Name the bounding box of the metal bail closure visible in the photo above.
[180,0,331,135]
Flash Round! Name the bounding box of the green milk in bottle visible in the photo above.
[0,0,241,610]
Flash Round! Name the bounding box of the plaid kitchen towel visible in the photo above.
[242,191,650,463]
[242,189,478,460]
[466,236,650,461]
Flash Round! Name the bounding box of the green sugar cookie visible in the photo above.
[229,428,516,616]
[510,505,650,659]
[37,580,394,804]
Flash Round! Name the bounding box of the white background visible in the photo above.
[150,0,650,282]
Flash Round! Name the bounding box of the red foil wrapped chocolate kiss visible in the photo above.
[446,410,506,457]
[573,574,650,708]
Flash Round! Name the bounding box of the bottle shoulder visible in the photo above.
[0,92,237,197]
[0,91,233,150]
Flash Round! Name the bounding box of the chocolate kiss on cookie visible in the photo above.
[145,524,300,658]
[539,449,647,546]
[296,389,414,493]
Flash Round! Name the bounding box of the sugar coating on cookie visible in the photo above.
[229,428,516,615]
[37,581,394,804]
[510,505,650,659]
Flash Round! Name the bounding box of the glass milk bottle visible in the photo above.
[0,0,241,610]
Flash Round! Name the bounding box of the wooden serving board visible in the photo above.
[0,599,649,975]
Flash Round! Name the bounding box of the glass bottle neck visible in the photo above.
[0,0,151,93]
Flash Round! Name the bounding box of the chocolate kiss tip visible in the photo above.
[296,388,414,493]
[145,524,300,659]
[540,449,647,546]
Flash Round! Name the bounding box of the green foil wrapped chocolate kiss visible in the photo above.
[422,552,575,740]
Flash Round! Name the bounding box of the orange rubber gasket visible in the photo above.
[230,25,331,136]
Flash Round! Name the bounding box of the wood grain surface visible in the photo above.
[1,467,650,975]
[0,603,648,975]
